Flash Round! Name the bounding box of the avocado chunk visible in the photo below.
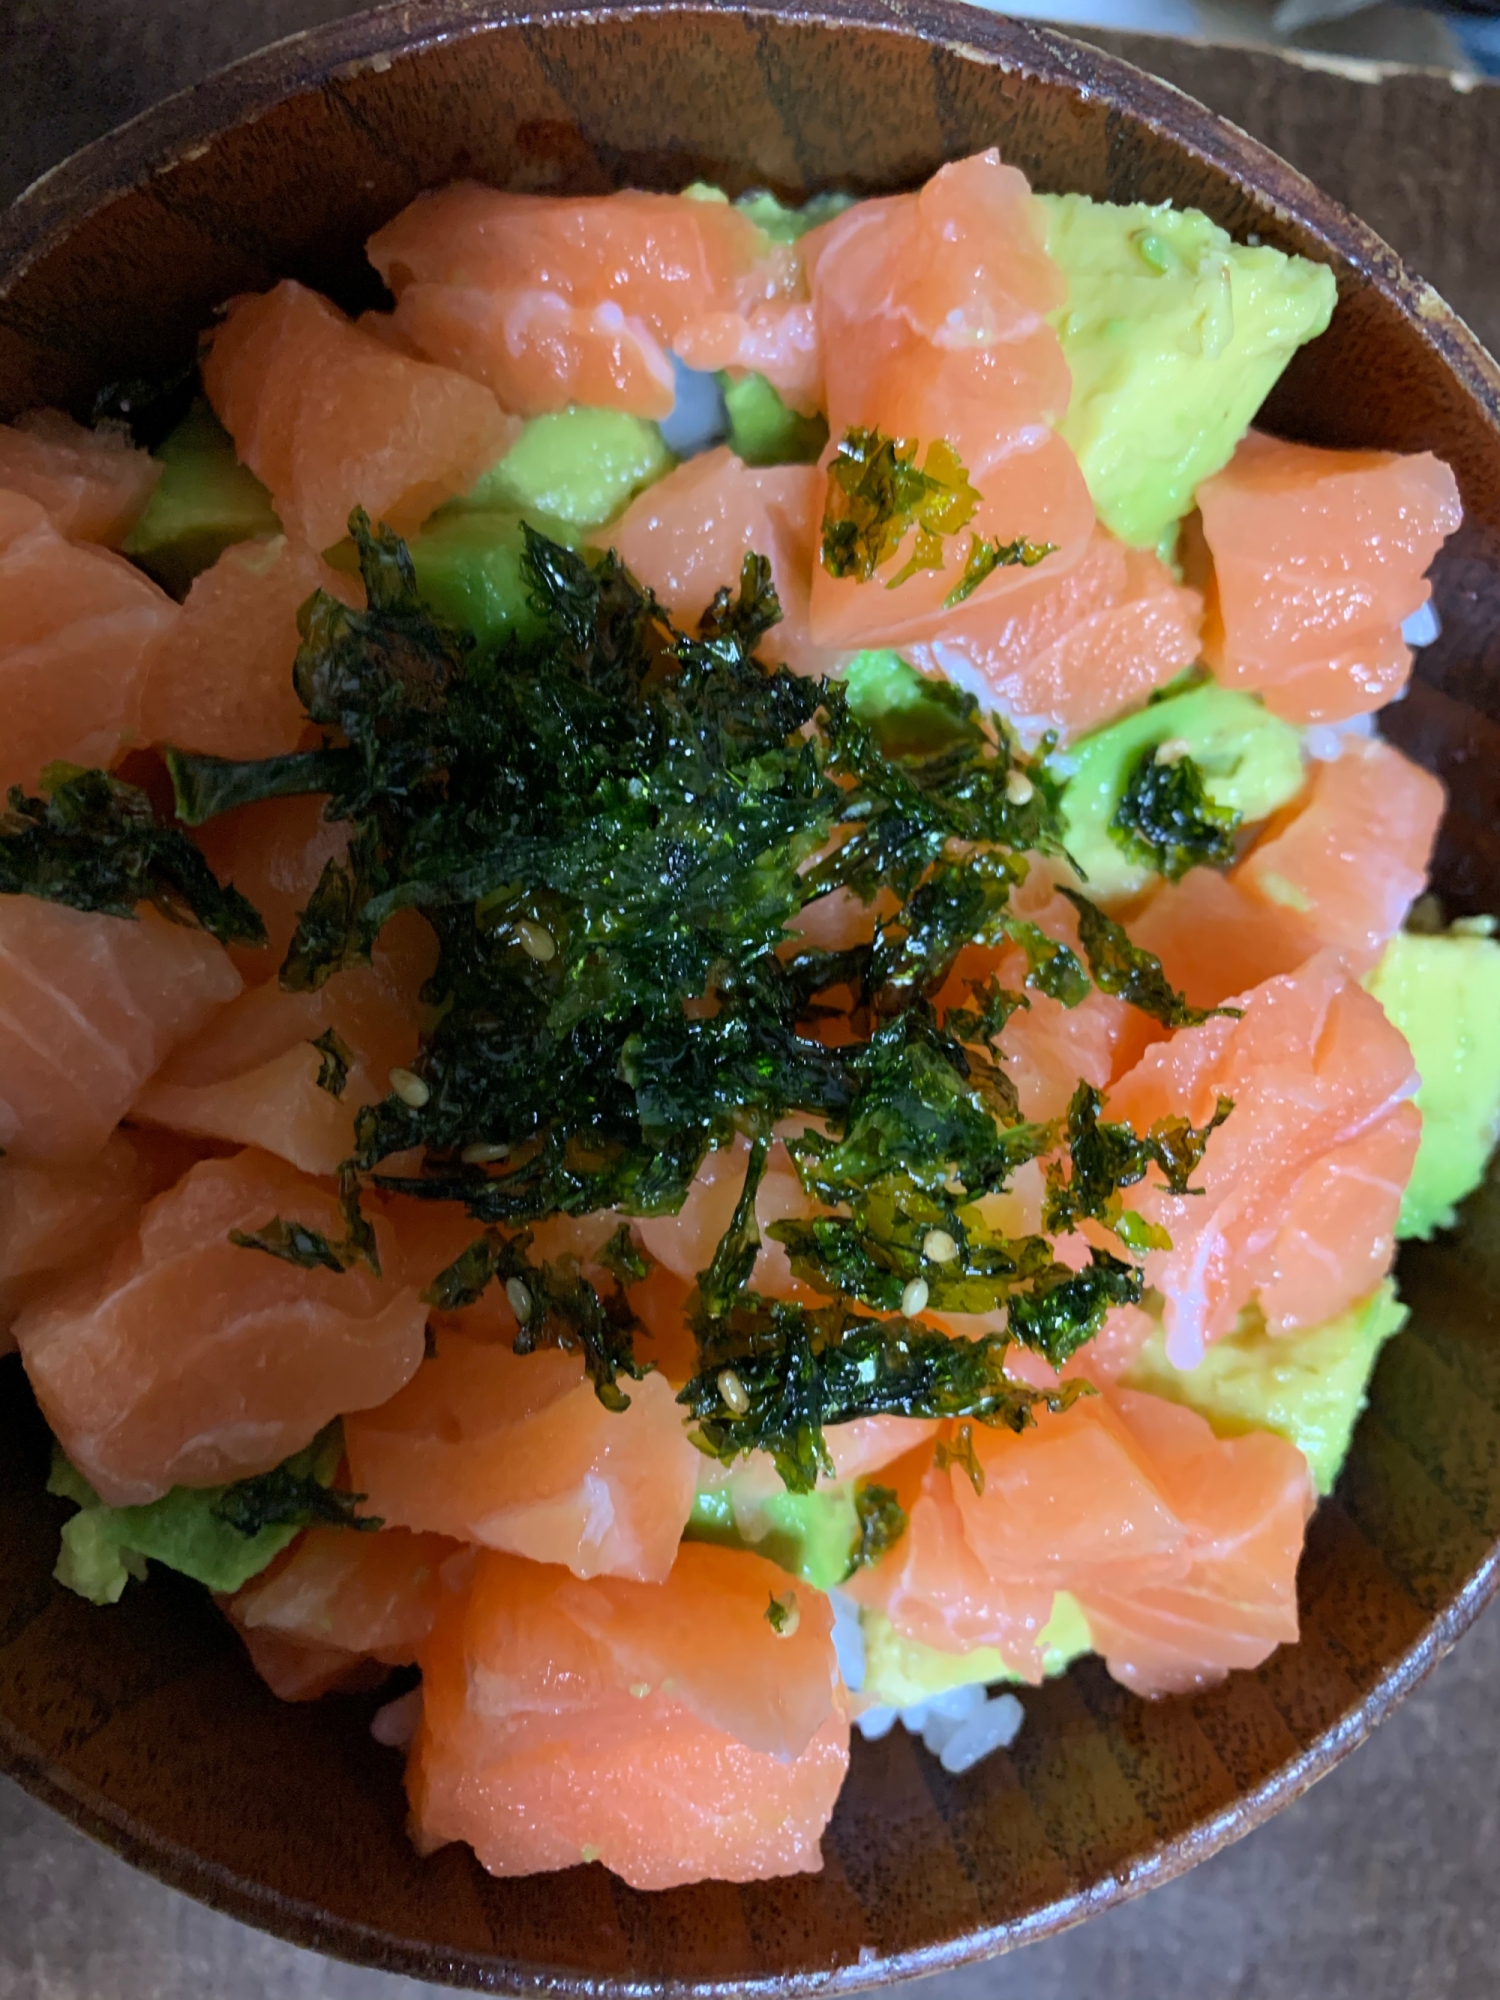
[1122,1282,1407,1495]
[860,1596,1093,1707]
[1051,681,1306,903]
[46,1428,342,1604]
[683,183,856,244]
[842,648,979,758]
[122,398,281,597]
[405,510,579,650]
[721,371,828,467]
[453,408,674,531]
[733,188,856,244]
[1037,193,1337,550]
[686,1479,863,1592]
[1365,926,1500,1239]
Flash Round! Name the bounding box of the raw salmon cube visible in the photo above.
[409,1543,848,1887]
[203,279,516,551]
[15,1148,426,1504]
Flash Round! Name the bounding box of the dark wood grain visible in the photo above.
[1,5,1498,1990]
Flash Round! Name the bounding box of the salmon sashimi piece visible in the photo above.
[1107,953,1420,1366]
[935,892,1143,1121]
[132,910,433,1177]
[344,1331,700,1582]
[1121,869,1318,1018]
[807,152,1096,650]
[1234,734,1443,973]
[0,896,241,1163]
[0,408,161,546]
[841,1429,1064,1676]
[0,489,179,794]
[903,523,1203,743]
[949,1395,1191,1593]
[630,1133,828,1320]
[191,792,350,983]
[604,447,825,672]
[1196,431,1462,723]
[368,182,788,418]
[1070,1390,1314,1695]
[223,1525,460,1701]
[851,1390,1314,1694]
[1254,1104,1420,1332]
[225,1625,392,1702]
[1126,735,1445,1010]
[409,1543,848,1886]
[14,1148,426,1505]
[0,1135,153,1348]
[673,298,823,418]
[202,279,516,551]
[138,536,341,762]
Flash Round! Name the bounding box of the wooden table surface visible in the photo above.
[2,8,1498,1997]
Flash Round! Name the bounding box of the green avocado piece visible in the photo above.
[733,188,856,244]
[403,510,580,650]
[1365,927,1500,1239]
[683,183,855,244]
[1121,1282,1407,1496]
[721,372,828,468]
[122,399,281,598]
[860,1594,1093,1707]
[1051,681,1306,903]
[686,1479,863,1591]
[1037,193,1337,550]
[842,649,978,758]
[453,408,674,531]
[46,1427,343,1604]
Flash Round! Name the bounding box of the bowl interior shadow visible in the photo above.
[2,4,1499,1991]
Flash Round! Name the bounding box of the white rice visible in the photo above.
[658,358,727,456]
[853,1676,1026,1772]
[1401,600,1441,649]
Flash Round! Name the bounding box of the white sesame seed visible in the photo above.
[1005,770,1035,805]
[460,1140,510,1165]
[1154,737,1191,766]
[505,1277,533,1322]
[388,1066,430,1108]
[901,1277,931,1316]
[717,1367,751,1416]
[921,1228,959,1265]
[516,920,557,962]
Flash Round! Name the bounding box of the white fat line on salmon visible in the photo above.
[1158,1071,1420,1370]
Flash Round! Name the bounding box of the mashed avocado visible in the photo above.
[1365,926,1500,1238]
[454,407,674,530]
[1122,1282,1407,1494]
[1037,193,1336,550]
[123,399,281,597]
[1052,680,1306,902]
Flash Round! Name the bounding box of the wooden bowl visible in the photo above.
[3,3,1499,1988]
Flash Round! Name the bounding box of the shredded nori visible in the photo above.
[164,507,1227,1484]
[849,1481,908,1571]
[312,1027,354,1097]
[1109,746,1241,881]
[0,765,266,946]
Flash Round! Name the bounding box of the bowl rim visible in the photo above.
[3,3,1500,1991]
